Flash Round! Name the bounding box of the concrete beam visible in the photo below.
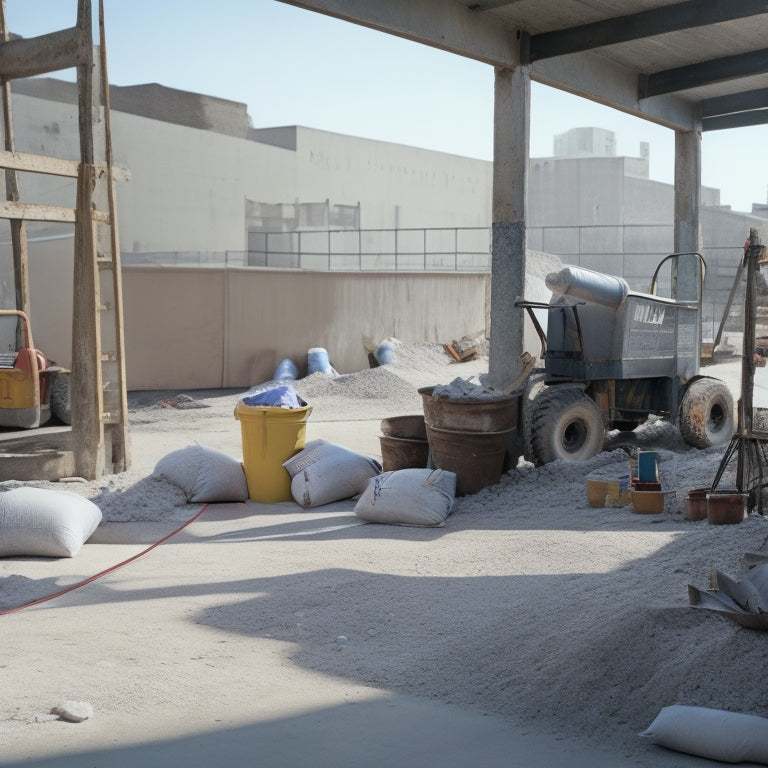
[281,0,700,131]
[278,0,520,67]
[528,0,768,62]
[531,52,699,131]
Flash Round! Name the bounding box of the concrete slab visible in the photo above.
[1,502,714,768]
[0,697,703,768]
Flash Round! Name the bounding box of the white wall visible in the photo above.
[8,91,495,256]
[26,258,489,390]
[110,113,298,253]
[293,127,493,229]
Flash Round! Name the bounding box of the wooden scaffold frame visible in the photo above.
[0,0,130,478]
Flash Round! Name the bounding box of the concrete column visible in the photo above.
[488,65,530,389]
[673,128,702,302]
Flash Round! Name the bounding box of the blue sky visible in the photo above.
[6,0,767,213]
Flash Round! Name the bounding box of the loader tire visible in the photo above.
[529,385,605,466]
[50,374,71,426]
[521,371,547,463]
[679,377,734,449]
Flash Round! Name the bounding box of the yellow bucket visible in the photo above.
[234,402,312,502]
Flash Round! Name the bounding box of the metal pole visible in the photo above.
[454,227,458,271]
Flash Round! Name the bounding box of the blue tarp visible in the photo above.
[240,384,307,409]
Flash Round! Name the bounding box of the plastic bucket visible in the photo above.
[631,490,665,514]
[419,386,519,433]
[234,402,312,502]
[637,451,659,483]
[425,423,513,496]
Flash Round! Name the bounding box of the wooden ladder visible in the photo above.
[0,0,130,477]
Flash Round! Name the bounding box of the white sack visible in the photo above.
[284,440,382,508]
[640,705,768,764]
[354,468,456,526]
[0,487,101,558]
[153,444,248,503]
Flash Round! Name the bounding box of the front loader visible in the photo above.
[0,309,69,429]
[515,253,734,466]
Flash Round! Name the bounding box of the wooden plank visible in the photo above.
[0,26,88,80]
[71,161,105,479]
[72,0,105,479]
[0,0,29,317]
[443,343,462,362]
[0,200,75,222]
[0,150,130,181]
[98,0,131,472]
[0,200,110,223]
[0,150,79,177]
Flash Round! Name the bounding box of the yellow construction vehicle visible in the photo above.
[0,309,69,429]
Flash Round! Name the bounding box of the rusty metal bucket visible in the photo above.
[418,386,519,432]
[425,423,514,496]
[379,415,429,471]
[707,492,747,525]
[685,487,710,521]
[380,415,427,440]
[379,435,430,471]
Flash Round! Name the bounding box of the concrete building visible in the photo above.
[2,79,766,385]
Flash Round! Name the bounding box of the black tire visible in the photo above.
[521,371,547,463]
[50,373,71,426]
[529,386,605,466]
[679,377,734,449]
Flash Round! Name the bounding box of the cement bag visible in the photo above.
[0,487,101,557]
[153,444,248,503]
[354,468,456,527]
[640,705,768,764]
[284,440,382,508]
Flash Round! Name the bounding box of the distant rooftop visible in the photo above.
[11,77,250,139]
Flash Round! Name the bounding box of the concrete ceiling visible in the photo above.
[279,0,768,133]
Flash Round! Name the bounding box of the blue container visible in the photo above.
[273,358,298,381]
[375,341,395,365]
[637,451,659,483]
[307,347,331,375]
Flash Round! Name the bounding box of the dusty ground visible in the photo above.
[1,344,766,766]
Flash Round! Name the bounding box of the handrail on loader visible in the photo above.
[514,297,590,368]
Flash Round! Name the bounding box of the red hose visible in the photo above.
[0,503,209,616]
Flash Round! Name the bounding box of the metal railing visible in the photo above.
[244,227,492,272]
[123,227,493,272]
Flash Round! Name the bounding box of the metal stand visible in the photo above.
[712,228,768,513]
